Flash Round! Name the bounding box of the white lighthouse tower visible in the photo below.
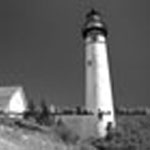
[82,9,116,138]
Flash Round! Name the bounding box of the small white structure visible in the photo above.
[82,9,116,138]
[0,86,27,117]
[49,104,56,113]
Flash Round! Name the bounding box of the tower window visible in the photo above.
[87,60,92,66]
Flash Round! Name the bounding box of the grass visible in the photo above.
[0,111,150,149]
[88,115,150,150]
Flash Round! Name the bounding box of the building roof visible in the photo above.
[0,86,26,111]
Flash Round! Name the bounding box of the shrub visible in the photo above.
[36,99,53,125]
[54,118,79,144]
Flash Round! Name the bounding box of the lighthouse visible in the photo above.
[82,9,116,137]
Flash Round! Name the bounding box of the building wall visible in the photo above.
[8,91,26,113]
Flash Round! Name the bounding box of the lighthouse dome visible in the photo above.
[82,9,108,39]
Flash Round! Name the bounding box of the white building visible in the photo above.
[0,86,27,117]
[82,9,116,138]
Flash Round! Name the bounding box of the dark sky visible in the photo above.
[0,0,150,107]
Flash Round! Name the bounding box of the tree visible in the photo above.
[76,106,82,115]
[37,99,51,125]
[24,99,36,119]
[28,99,36,113]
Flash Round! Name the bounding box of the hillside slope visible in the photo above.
[0,114,150,150]
[0,124,68,150]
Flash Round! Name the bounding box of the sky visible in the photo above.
[0,0,150,107]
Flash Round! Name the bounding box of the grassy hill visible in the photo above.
[0,113,150,150]
[89,115,150,150]
[0,116,96,150]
